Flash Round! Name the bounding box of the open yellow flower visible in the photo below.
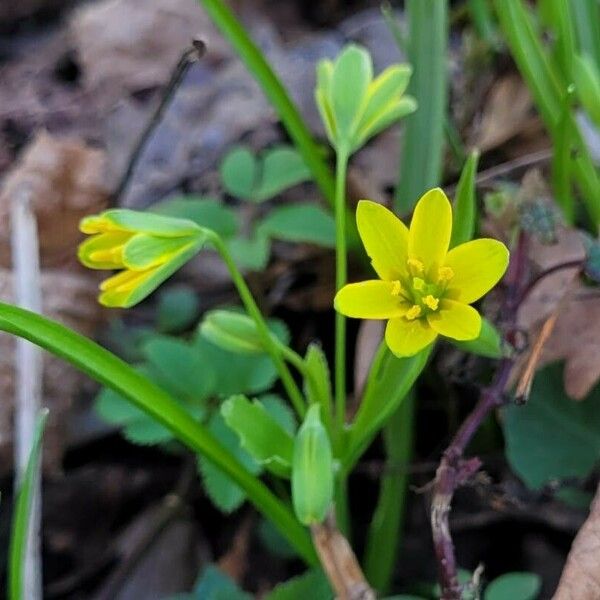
[334,188,509,357]
[78,209,206,308]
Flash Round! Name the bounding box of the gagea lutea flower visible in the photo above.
[334,188,509,357]
[78,209,207,308]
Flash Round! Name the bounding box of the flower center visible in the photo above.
[399,259,456,321]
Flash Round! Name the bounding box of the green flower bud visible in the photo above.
[292,405,334,525]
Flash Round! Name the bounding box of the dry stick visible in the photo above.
[431,232,530,600]
[112,41,206,203]
[10,186,43,600]
[311,514,376,600]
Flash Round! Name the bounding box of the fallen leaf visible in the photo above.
[0,131,109,267]
[553,481,600,599]
[470,75,537,153]
[516,226,600,400]
[69,0,229,98]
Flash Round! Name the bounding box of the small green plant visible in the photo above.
[0,33,515,599]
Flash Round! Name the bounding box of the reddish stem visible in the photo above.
[430,232,530,599]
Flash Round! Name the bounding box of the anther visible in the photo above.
[437,266,454,282]
[423,295,439,311]
[407,257,425,275]
[391,280,403,296]
[405,305,422,320]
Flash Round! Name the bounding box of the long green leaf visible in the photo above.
[395,0,448,212]
[0,302,315,564]
[495,0,600,226]
[196,0,334,208]
[344,346,431,473]
[570,0,600,67]
[451,150,479,247]
[9,410,48,600]
[363,390,415,593]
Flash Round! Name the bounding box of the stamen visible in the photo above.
[407,257,424,275]
[391,280,403,296]
[437,266,454,282]
[423,295,439,311]
[405,305,422,321]
[412,277,425,291]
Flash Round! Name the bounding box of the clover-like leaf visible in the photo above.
[220,145,311,202]
[222,395,295,477]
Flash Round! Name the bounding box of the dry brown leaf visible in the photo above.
[553,481,600,599]
[516,227,600,400]
[470,75,536,153]
[0,131,109,267]
[70,0,229,97]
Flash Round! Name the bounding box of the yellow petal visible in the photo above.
[78,232,132,269]
[407,188,452,276]
[334,280,409,319]
[427,300,481,341]
[385,317,437,357]
[356,200,409,280]
[444,238,509,304]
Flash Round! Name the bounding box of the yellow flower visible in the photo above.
[334,188,509,357]
[78,209,206,308]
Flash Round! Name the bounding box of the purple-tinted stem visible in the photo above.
[431,232,530,599]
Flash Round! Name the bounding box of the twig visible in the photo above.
[10,185,43,600]
[112,41,206,203]
[430,232,530,600]
[311,513,375,600]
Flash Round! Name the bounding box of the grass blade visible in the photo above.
[9,410,48,600]
[0,302,316,564]
[570,0,600,67]
[363,391,415,593]
[395,0,448,212]
[197,0,334,208]
[451,150,480,247]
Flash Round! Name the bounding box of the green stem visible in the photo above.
[363,390,415,593]
[0,302,316,564]
[209,233,306,417]
[334,148,349,432]
[334,474,351,537]
[196,0,335,208]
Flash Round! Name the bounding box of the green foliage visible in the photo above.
[156,286,201,333]
[345,346,431,471]
[396,0,448,211]
[574,53,600,127]
[451,318,503,359]
[315,44,416,154]
[503,363,600,489]
[197,412,261,513]
[495,0,600,226]
[484,572,541,600]
[9,410,48,600]
[292,405,334,525]
[154,197,238,238]
[257,203,336,247]
[265,569,332,600]
[200,309,289,355]
[173,565,252,600]
[222,395,295,477]
[451,151,479,248]
[220,145,312,202]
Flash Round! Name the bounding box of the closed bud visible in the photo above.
[292,405,334,525]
